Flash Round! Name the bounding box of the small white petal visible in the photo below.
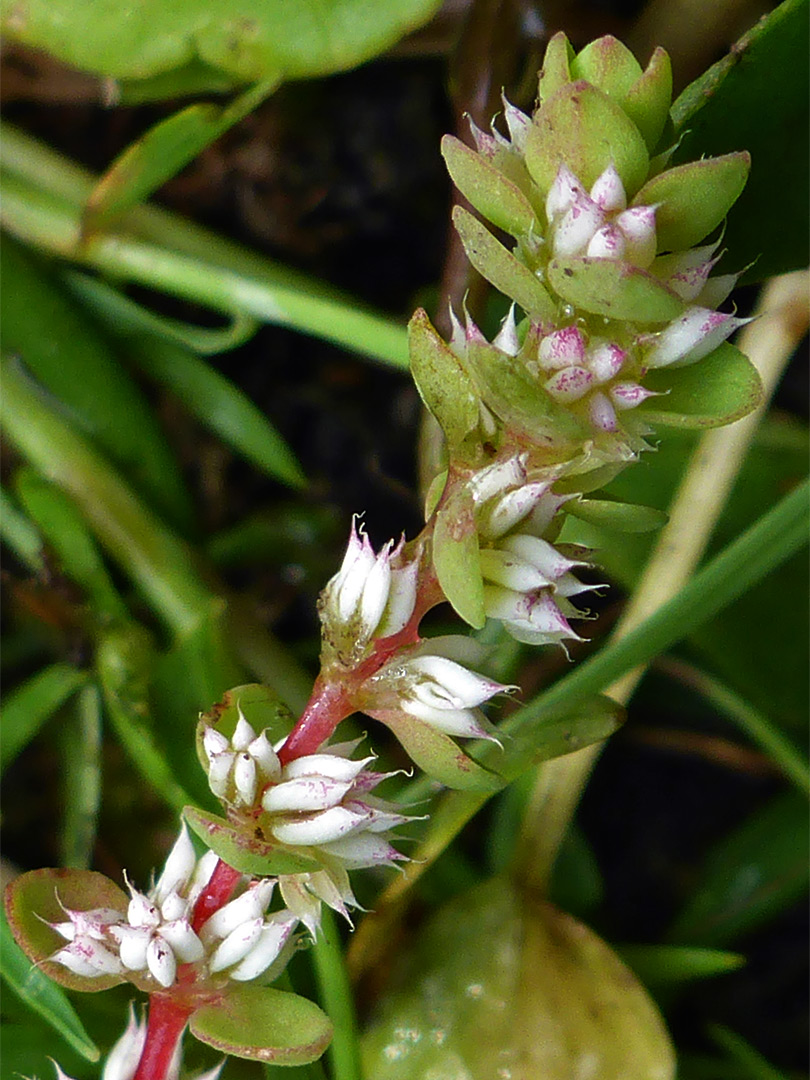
[589,163,627,212]
[586,223,626,260]
[233,752,258,806]
[553,195,605,257]
[127,891,159,930]
[402,699,491,738]
[207,751,234,798]
[377,558,418,639]
[51,921,77,942]
[232,710,257,751]
[587,342,626,382]
[479,481,550,540]
[479,547,552,592]
[359,547,392,637]
[283,753,375,783]
[645,307,749,369]
[209,916,264,973]
[319,832,408,871]
[500,533,585,580]
[146,935,177,988]
[546,163,584,224]
[492,304,520,356]
[467,455,527,505]
[262,776,353,813]
[615,205,657,267]
[203,727,229,761]
[610,382,660,410]
[271,805,370,847]
[200,879,275,943]
[538,326,587,370]
[334,526,377,622]
[544,366,594,402]
[102,1004,147,1080]
[247,731,282,781]
[112,925,151,972]
[696,273,739,309]
[153,824,196,904]
[160,890,187,923]
[405,655,506,708]
[228,914,299,982]
[53,936,124,977]
[187,850,219,906]
[502,95,531,151]
[159,920,205,963]
[589,391,619,431]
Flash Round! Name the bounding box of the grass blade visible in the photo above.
[2,663,88,773]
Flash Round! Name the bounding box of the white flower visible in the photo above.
[319,519,419,668]
[203,707,282,807]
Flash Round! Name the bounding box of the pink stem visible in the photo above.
[277,678,352,764]
[133,994,193,1080]
[191,858,242,934]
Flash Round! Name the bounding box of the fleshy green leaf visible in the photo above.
[547,256,684,322]
[668,791,809,947]
[83,79,278,233]
[1,663,88,774]
[0,904,100,1061]
[671,0,809,281]
[631,154,751,254]
[441,136,538,236]
[570,35,642,101]
[183,806,321,875]
[362,878,675,1079]
[378,711,502,793]
[622,47,672,153]
[566,498,668,533]
[452,206,556,321]
[637,343,763,429]
[4,869,128,994]
[525,81,649,198]
[190,984,333,1063]
[408,308,480,450]
[1,0,442,82]
[432,490,485,629]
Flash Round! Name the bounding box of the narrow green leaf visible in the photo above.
[671,0,809,281]
[441,136,538,236]
[83,79,278,233]
[15,468,128,621]
[60,683,103,869]
[127,338,306,489]
[0,353,215,637]
[638,344,763,429]
[707,1025,790,1080]
[0,238,194,531]
[617,944,745,987]
[432,491,485,629]
[668,791,809,947]
[547,256,684,322]
[64,269,260,355]
[1,663,88,773]
[452,205,556,321]
[0,484,45,573]
[96,624,195,814]
[190,984,333,1063]
[566,498,667,533]
[184,806,321,875]
[310,906,362,1080]
[0,904,100,1062]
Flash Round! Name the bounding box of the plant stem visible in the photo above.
[278,678,353,765]
[191,859,243,933]
[133,994,193,1080]
[311,906,362,1080]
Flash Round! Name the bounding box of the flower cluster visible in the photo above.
[49,825,298,990]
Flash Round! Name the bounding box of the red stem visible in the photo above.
[133,994,193,1080]
[277,678,352,764]
[191,857,242,933]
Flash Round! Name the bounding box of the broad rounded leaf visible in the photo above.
[570,35,643,101]
[631,154,750,254]
[190,984,332,1063]
[548,257,684,322]
[362,877,675,1079]
[4,870,128,994]
[408,309,479,450]
[452,206,556,321]
[636,343,762,428]
[432,490,485,629]
[525,81,649,198]
[183,806,321,876]
[441,136,538,237]
[377,710,502,793]
[1,0,442,82]
[196,683,296,775]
